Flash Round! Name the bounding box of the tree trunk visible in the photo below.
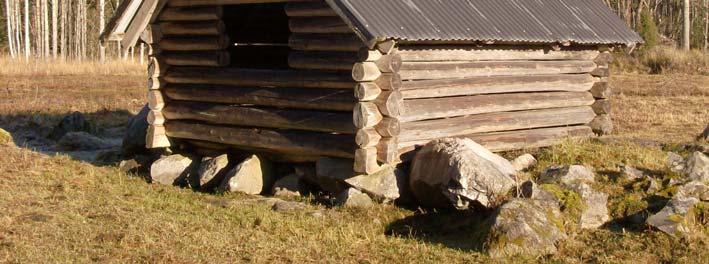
[51,0,56,58]
[99,0,105,62]
[60,0,66,59]
[5,0,15,58]
[23,0,30,59]
[684,0,691,50]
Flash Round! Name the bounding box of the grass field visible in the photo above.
[0,57,707,263]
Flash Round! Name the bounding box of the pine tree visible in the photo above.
[639,8,659,49]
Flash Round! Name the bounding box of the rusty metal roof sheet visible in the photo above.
[326,0,643,47]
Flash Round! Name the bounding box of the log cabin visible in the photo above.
[101,0,643,174]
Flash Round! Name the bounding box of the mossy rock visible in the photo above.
[0,128,14,146]
[539,184,586,225]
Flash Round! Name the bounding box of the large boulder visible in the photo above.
[122,105,150,158]
[336,188,374,208]
[667,152,685,173]
[568,183,610,229]
[683,151,708,183]
[539,165,595,187]
[197,154,230,190]
[57,132,112,151]
[646,196,701,237]
[0,128,14,146]
[620,165,645,181]
[315,158,404,202]
[676,181,709,201]
[409,138,516,210]
[219,155,275,195]
[150,154,197,186]
[49,112,97,140]
[486,199,567,258]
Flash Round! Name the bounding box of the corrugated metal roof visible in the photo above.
[326,0,643,47]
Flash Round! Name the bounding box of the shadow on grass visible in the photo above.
[0,109,136,166]
[385,209,492,252]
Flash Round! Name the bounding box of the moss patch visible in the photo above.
[539,184,585,227]
[609,192,649,219]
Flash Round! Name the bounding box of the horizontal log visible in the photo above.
[148,110,166,125]
[591,99,611,114]
[376,40,396,54]
[289,33,365,52]
[398,126,595,161]
[353,102,383,128]
[159,36,231,51]
[159,21,225,36]
[399,60,597,80]
[374,91,402,117]
[163,51,230,67]
[147,90,165,110]
[162,84,356,111]
[356,127,381,148]
[158,6,223,21]
[589,114,614,136]
[181,139,322,163]
[287,51,358,71]
[594,52,614,66]
[399,106,596,143]
[354,147,379,174]
[147,125,171,148]
[165,67,356,89]
[375,118,401,137]
[375,73,402,91]
[148,57,168,77]
[590,80,612,98]
[289,17,351,34]
[166,121,356,158]
[397,46,600,62]
[352,62,382,82]
[163,101,356,134]
[285,1,337,17]
[401,74,597,99]
[591,67,610,77]
[355,82,382,101]
[168,0,299,7]
[377,137,399,164]
[401,91,595,122]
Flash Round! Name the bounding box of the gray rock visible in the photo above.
[150,154,196,186]
[122,105,150,158]
[49,112,97,140]
[197,154,230,190]
[667,152,685,173]
[336,188,374,208]
[271,174,304,198]
[219,155,275,195]
[621,165,645,181]
[676,181,709,201]
[569,183,610,229]
[272,200,308,212]
[646,177,662,194]
[539,165,595,187]
[486,199,567,258]
[409,138,516,210]
[57,132,112,151]
[315,158,404,202]
[519,181,558,206]
[683,152,708,183]
[0,128,14,146]
[511,154,537,172]
[646,196,701,237]
[118,154,155,174]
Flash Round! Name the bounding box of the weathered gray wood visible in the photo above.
[591,99,611,114]
[158,6,223,21]
[182,139,321,163]
[397,46,600,61]
[401,74,596,99]
[285,1,336,17]
[590,80,612,98]
[399,106,596,143]
[355,127,381,148]
[163,101,356,134]
[353,102,383,129]
[374,73,402,91]
[399,60,597,80]
[373,91,402,117]
[289,17,351,34]
[165,121,356,158]
[162,84,356,111]
[159,36,230,51]
[163,51,230,67]
[159,20,225,35]
[147,125,171,148]
[375,118,400,137]
[354,147,379,174]
[165,67,356,89]
[289,33,365,52]
[287,51,357,71]
[398,126,595,161]
[594,52,614,66]
[377,137,399,164]
[401,91,595,122]
[590,67,610,77]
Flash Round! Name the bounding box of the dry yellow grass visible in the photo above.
[0,57,707,263]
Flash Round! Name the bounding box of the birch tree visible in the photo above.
[23,0,29,59]
[5,0,16,58]
[51,0,56,58]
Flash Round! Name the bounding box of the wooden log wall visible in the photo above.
[145,1,368,163]
[394,45,610,161]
